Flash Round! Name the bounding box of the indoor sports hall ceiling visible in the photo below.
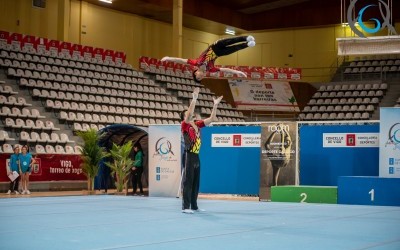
[85,0,400,35]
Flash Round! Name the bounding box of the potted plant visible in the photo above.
[106,141,133,195]
[77,129,108,194]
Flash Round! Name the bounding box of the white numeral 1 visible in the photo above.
[369,189,375,201]
[300,193,307,203]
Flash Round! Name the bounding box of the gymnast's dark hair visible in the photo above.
[192,69,201,84]
[180,110,186,121]
[133,142,142,151]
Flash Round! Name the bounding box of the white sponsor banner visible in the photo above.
[323,133,379,147]
[211,134,260,147]
[148,125,181,197]
[228,79,299,112]
[379,108,400,178]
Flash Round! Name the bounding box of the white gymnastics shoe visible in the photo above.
[248,41,256,47]
[247,35,255,42]
[182,209,194,214]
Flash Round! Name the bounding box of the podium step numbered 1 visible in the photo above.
[338,176,400,206]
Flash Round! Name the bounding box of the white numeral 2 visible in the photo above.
[300,193,307,203]
[369,189,375,201]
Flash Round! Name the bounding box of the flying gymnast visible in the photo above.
[161,35,256,83]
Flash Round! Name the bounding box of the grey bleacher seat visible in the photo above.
[50,133,60,143]
[337,113,345,120]
[73,123,82,131]
[35,145,45,154]
[366,105,374,111]
[20,131,30,142]
[345,113,353,119]
[329,113,337,120]
[65,145,75,154]
[371,97,379,104]
[362,97,371,104]
[350,105,358,111]
[45,145,56,154]
[81,123,90,131]
[28,132,40,143]
[38,132,50,143]
[55,145,65,154]
[349,84,356,90]
[2,144,13,153]
[361,112,370,119]
[354,112,362,119]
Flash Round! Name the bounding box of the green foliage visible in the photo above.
[288,96,296,104]
[77,129,108,191]
[105,141,134,193]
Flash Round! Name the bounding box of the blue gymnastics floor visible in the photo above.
[0,195,399,250]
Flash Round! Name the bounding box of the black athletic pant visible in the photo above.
[182,151,200,210]
[9,176,20,192]
[131,167,143,194]
[211,36,250,57]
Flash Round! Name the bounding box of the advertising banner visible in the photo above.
[0,154,85,182]
[200,125,261,195]
[259,122,298,200]
[211,133,260,147]
[323,133,379,147]
[379,108,400,178]
[228,79,299,112]
[148,125,181,197]
[299,124,379,186]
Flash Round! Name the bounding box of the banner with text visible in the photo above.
[228,79,299,111]
[0,154,85,182]
[259,123,298,200]
[379,108,400,178]
[211,134,260,147]
[323,133,379,147]
[148,125,181,197]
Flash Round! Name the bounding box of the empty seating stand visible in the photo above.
[299,81,387,121]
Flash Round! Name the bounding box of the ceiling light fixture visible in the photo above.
[99,0,112,4]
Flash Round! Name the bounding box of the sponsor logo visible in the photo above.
[233,135,242,146]
[347,0,397,38]
[346,134,356,146]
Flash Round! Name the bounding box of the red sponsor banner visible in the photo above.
[71,43,83,57]
[82,45,94,59]
[0,30,125,63]
[22,35,37,50]
[114,51,126,63]
[48,40,60,56]
[0,30,9,44]
[0,154,86,182]
[93,47,104,61]
[36,37,48,54]
[60,41,72,56]
[104,49,114,62]
[9,33,23,50]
